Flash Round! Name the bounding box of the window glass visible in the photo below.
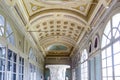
[0,15,4,26]
[89,53,101,80]
[113,41,120,54]
[0,45,6,80]
[0,14,16,80]
[114,65,120,76]
[119,23,120,30]
[19,56,24,80]
[0,72,5,80]
[95,54,101,80]
[0,47,6,58]
[89,58,94,80]
[7,49,17,80]
[0,59,5,71]
[112,14,120,28]
[114,53,120,65]
[104,21,111,36]
[102,21,112,48]
[8,50,12,60]
[29,63,36,80]
[13,53,17,62]
[0,27,4,36]
[106,46,112,57]
[115,77,120,80]
[101,35,108,48]
[113,29,119,39]
[0,15,15,44]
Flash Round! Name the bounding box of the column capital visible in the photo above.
[46,65,70,80]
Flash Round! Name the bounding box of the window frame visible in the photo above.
[101,13,120,80]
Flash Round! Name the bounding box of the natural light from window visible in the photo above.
[101,13,120,80]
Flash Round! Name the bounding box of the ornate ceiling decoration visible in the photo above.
[23,0,93,16]
[27,12,88,56]
[4,0,112,57]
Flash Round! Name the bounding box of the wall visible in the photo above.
[0,2,44,80]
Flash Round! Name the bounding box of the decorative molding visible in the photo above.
[4,0,16,6]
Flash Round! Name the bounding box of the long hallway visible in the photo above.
[0,0,120,80]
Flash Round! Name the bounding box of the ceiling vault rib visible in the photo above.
[29,8,86,21]
[14,4,27,26]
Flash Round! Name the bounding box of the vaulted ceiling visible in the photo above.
[4,0,112,57]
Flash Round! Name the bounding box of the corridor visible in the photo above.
[0,0,120,80]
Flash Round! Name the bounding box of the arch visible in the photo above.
[101,13,120,80]
[30,9,87,23]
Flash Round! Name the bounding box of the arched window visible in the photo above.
[0,14,15,45]
[6,21,15,45]
[0,15,5,36]
[29,48,37,62]
[94,36,98,48]
[81,49,88,80]
[101,13,120,80]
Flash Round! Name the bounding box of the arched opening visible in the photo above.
[101,13,120,80]
[0,15,15,45]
